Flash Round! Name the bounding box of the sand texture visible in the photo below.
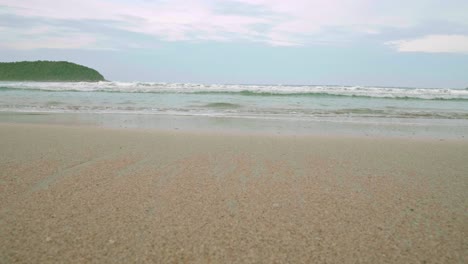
[1,124,467,263]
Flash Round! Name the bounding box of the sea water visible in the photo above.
[1,81,467,119]
[1,81,468,129]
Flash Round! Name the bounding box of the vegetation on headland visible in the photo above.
[0,61,105,82]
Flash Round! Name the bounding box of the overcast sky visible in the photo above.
[1,0,467,87]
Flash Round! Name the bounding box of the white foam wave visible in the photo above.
[1,81,468,100]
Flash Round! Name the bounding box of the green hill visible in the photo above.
[0,61,105,82]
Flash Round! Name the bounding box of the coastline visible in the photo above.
[1,111,467,140]
[1,120,467,263]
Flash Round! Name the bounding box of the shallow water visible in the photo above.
[1,81,468,124]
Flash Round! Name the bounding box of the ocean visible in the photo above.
[1,81,467,122]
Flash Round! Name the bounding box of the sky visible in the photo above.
[0,0,467,88]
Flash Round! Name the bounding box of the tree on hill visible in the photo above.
[0,61,105,81]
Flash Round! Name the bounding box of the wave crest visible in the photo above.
[1,81,468,100]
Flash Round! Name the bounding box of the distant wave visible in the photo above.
[1,81,468,100]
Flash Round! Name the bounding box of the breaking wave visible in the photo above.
[1,81,468,100]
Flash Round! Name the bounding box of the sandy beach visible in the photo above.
[1,123,467,263]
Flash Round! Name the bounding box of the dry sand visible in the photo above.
[0,123,467,263]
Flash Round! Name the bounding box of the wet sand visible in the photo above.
[1,123,467,263]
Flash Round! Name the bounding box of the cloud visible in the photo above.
[387,35,468,54]
[0,0,276,47]
[0,34,99,50]
[0,16,110,50]
[0,0,467,49]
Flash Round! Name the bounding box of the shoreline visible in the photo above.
[1,122,467,262]
[1,111,467,140]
